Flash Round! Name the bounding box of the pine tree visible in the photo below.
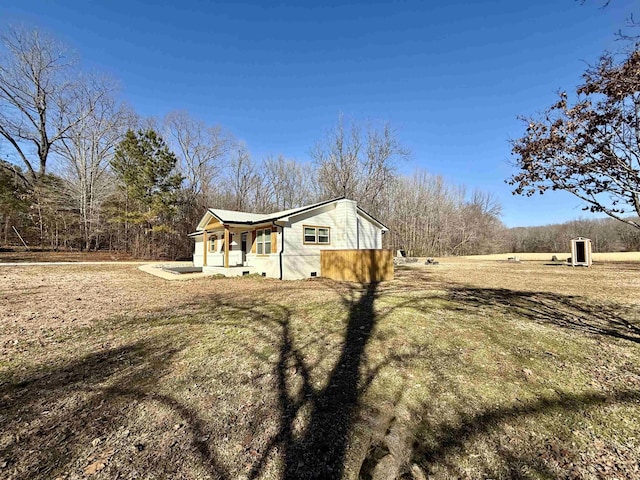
[110,129,183,257]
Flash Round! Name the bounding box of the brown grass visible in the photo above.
[1,260,639,479]
[450,251,640,262]
[0,248,145,263]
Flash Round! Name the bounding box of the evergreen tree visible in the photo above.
[0,160,29,245]
[109,129,183,257]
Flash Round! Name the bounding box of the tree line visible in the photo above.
[0,27,509,259]
[506,216,640,254]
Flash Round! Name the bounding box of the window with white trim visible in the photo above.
[256,228,272,254]
[303,226,330,245]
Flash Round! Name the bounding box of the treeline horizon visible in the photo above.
[2,27,638,260]
[506,216,640,254]
[0,26,508,260]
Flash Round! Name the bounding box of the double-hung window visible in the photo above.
[256,228,272,254]
[303,226,330,245]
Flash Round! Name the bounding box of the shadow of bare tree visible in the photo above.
[448,286,640,344]
[3,266,640,479]
[0,335,233,479]
[267,281,380,479]
[405,388,640,479]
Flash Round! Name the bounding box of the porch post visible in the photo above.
[203,231,208,266]
[224,226,230,268]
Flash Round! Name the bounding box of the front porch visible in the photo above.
[192,220,280,278]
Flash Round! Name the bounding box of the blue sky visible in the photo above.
[0,0,635,226]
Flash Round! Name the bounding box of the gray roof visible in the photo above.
[207,197,345,225]
[207,208,267,223]
[191,197,388,236]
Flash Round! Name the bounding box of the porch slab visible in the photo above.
[202,265,259,277]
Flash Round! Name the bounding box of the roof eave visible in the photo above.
[357,206,389,231]
[269,196,345,223]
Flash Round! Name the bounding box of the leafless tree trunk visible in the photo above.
[54,89,131,250]
[163,111,234,204]
[0,27,106,183]
[312,115,408,217]
[263,154,314,210]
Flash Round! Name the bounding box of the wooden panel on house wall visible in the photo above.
[251,230,257,253]
[320,249,394,282]
[271,229,277,254]
[205,219,222,230]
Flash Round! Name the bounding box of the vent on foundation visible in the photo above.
[310,272,317,277]
[242,271,250,276]
[262,272,266,277]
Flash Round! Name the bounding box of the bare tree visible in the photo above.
[224,145,265,212]
[53,87,132,250]
[163,111,234,204]
[263,154,314,210]
[0,27,105,183]
[312,115,409,216]
[452,190,505,255]
[386,171,505,256]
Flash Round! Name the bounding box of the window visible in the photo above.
[208,235,217,252]
[303,226,330,245]
[318,228,329,244]
[256,228,272,255]
[304,227,316,243]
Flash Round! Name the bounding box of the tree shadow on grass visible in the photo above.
[0,334,232,479]
[2,274,412,479]
[179,281,389,479]
[177,277,425,479]
[5,266,640,479]
[405,388,640,479]
[448,286,640,344]
[258,281,381,479]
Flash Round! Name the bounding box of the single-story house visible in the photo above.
[189,197,388,280]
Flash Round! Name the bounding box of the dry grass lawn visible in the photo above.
[0,248,145,263]
[1,260,639,479]
[451,252,640,262]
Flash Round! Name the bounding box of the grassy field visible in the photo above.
[1,261,639,479]
[450,252,640,262]
[0,248,145,263]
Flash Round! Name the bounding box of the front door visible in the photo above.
[241,233,247,263]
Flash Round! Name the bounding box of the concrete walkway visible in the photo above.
[138,263,208,281]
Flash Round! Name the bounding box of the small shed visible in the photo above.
[571,237,592,267]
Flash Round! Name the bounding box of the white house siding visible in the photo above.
[336,199,358,248]
[281,254,320,280]
[192,199,386,280]
[357,213,382,249]
[193,236,204,267]
[279,199,365,280]
[247,255,280,277]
